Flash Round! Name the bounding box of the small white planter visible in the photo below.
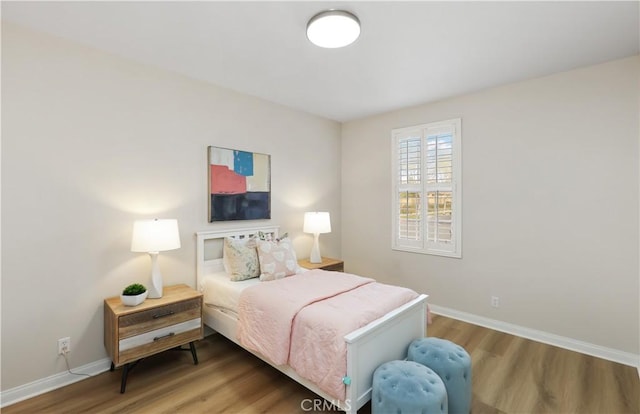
[120,291,148,306]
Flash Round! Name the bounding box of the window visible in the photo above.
[392,118,462,257]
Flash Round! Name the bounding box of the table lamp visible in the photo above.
[131,218,181,298]
[303,212,331,263]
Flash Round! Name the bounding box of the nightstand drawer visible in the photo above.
[119,320,202,365]
[321,263,344,272]
[119,298,201,339]
[120,318,202,351]
[298,257,344,272]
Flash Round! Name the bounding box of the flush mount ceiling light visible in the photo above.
[307,10,360,48]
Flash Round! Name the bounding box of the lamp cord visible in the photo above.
[62,352,92,378]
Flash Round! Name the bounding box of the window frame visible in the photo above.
[391,118,462,258]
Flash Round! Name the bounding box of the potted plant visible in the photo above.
[120,283,148,306]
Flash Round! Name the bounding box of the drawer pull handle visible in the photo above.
[153,332,175,341]
[153,310,175,319]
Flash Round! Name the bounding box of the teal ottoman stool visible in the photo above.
[372,360,448,414]
[408,338,471,414]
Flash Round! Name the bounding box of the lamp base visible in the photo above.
[147,252,163,298]
[309,233,322,263]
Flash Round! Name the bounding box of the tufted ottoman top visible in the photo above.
[372,360,447,414]
[409,337,470,374]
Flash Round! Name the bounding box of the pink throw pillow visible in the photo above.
[257,237,299,281]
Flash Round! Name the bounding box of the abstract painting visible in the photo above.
[208,146,271,222]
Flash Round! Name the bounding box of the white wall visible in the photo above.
[342,56,640,356]
[1,23,341,391]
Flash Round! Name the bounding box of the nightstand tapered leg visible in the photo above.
[189,342,198,365]
[120,363,130,393]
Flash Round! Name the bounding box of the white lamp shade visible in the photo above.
[307,10,360,48]
[131,219,181,253]
[303,212,332,234]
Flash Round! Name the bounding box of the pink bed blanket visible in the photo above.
[237,270,419,400]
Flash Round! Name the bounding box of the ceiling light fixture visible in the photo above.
[307,10,360,48]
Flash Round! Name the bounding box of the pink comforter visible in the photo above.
[237,270,419,400]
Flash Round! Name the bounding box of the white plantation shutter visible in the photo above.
[392,119,462,257]
[396,135,422,247]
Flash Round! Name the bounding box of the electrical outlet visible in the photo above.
[491,296,500,308]
[58,337,71,355]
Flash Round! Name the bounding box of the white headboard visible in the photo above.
[195,225,279,291]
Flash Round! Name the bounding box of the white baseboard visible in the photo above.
[430,304,640,368]
[0,357,112,408]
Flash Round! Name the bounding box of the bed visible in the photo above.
[196,225,428,413]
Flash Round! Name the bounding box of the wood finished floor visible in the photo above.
[5,315,639,413]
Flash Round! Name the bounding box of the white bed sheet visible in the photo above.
[202,271,260,312]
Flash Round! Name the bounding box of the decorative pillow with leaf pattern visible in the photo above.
[223,237,260,281]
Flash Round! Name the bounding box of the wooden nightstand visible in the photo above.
[104,284,203,393]
[298,257,344,272]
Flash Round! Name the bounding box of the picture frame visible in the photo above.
[208,146,271,222]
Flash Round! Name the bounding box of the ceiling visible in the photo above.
[2,1,639,122]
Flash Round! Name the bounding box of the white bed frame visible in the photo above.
[196,226,428,414]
